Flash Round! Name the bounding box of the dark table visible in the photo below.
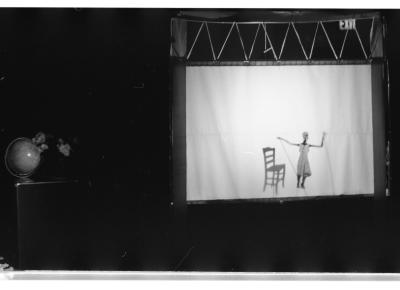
[15,177,88,270]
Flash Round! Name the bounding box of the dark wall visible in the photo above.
[0,8,175,199]
[0,8,178,269]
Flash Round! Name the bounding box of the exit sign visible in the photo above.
[339,19,356,30]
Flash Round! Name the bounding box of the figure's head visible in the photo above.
[302,131,309,141]
[32,132,46,145]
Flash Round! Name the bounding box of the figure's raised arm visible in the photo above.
[310,132,327,148]
[277,136,299,146]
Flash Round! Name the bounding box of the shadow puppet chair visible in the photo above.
[262,147,285,195]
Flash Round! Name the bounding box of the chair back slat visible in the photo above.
[263,147,275,169]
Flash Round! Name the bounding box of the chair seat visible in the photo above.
[266,164,285,171]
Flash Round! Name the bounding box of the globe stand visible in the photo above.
[15,177,34,184]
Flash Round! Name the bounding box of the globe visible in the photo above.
[4,137,41,178]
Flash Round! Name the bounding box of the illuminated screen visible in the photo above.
[186,65,374,201]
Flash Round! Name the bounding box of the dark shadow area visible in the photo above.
[181,196,399,273]
[0,8,177,271]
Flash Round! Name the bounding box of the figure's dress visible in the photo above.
[297,144,311,177]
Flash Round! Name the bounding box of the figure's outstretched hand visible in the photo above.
[322,132,327,138]
[277,137,282,140]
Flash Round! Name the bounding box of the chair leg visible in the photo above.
[263,171,267,192]
[278,171,281,194]
[272,171,275,188]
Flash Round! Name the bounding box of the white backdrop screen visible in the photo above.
[186,65,374,201]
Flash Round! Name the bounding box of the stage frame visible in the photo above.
[170,12,389,207]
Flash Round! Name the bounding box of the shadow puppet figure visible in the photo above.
[277,132,326,189]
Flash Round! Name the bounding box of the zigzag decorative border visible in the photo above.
[184,18,375,62]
